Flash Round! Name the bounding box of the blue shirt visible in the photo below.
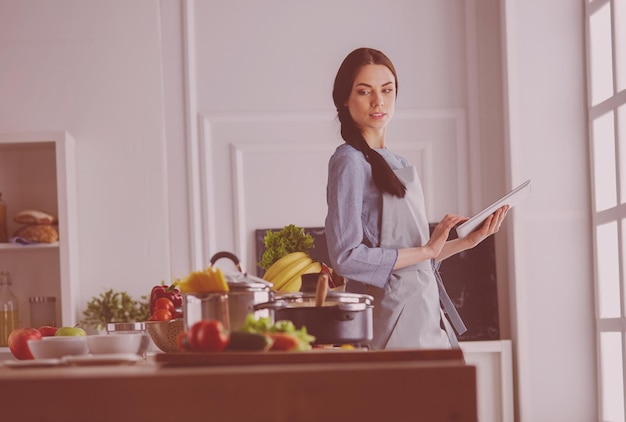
[324,143,411,289]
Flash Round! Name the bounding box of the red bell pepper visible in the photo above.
[149,283,182,316]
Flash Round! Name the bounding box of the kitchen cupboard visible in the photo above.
[0,132,79,350]
[0,350,478,421]
[460,340,513,422]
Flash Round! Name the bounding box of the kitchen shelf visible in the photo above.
[0,131,79,331]
[0,243,59,250]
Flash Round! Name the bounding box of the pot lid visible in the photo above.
[276,291,373,305]
[225,272,273,291]
[210,251,272,291]
[257,293,372,312]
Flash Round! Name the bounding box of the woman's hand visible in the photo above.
[424,214,467,259]
[395,209,508,270]
[394,214,466,270]
[465,205,509,248]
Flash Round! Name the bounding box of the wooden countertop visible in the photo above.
[0,349,477,422]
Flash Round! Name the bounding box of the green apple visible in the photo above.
[55,325,87,336]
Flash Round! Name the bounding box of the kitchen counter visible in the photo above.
[0,349,477,422]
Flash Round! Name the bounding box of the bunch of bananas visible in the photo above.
[178,266,229,293]
[263,251,322,292]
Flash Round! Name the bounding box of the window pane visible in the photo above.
[616,0,626,92]
[590,2,614,104]
[594,111,617,211]
[598,221,620,318]
[600,332,625,422]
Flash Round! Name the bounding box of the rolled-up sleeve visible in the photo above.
[324,150,397,289]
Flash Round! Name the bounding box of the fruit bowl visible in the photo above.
[86,333,148,355]
[145,319,185,353]
[27,336,89,359]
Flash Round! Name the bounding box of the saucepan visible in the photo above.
[254,273,374,345]
[183,251,275,331]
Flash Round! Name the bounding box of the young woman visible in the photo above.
[325,47,508,349]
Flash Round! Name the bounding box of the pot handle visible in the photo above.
[253,300,287,311]
[210,251,245,274]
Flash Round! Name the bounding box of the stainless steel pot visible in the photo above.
[254,274,373,345]
[183,252,274,330]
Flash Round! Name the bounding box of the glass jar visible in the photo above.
[0,271,19,346]
[106,322,153,356]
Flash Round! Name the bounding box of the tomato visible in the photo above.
[267,332,300,351]
[176,332,191,352]
[154,297,175,313]
[149,308,172,321]
[188,320,230,352]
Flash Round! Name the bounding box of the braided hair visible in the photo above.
[333,48,406,198]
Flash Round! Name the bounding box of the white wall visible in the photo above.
[189,0,486,271]
[184,0,511,282]
[502,0,596,420]
[0,0,598,420]
[0,0,172,304]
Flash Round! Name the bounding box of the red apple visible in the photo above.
[8,327,42,360]
[38,325,58,337]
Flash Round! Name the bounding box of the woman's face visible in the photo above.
[345,64,396,139]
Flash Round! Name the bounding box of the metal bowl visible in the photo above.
[145,319,185,353]
[106,322,146,334]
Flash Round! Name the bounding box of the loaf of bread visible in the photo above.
[14,209,57,225]
[13,224,59,243]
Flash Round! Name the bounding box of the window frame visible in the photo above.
[586,0,626,420]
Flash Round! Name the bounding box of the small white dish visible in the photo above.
[28,336,89,360]
[62,353,142,366]
[3,358,63,368]
[86,333,146,355]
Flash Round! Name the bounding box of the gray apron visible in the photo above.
[366,166,467,349]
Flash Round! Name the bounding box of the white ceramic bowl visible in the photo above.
[86,333,147,355]
[27,336,89,359]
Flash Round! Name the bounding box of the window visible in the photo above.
[586,0,626,420]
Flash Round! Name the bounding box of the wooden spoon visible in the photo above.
[315,273,329,307]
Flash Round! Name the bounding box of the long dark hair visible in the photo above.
[333,47,406,198]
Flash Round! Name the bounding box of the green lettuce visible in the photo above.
[240,314,316,351]
[258,224,314,270]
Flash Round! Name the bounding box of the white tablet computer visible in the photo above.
[455,179,531,238]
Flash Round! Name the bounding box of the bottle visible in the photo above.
[0,271,19,347]
[0,193,8,242]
